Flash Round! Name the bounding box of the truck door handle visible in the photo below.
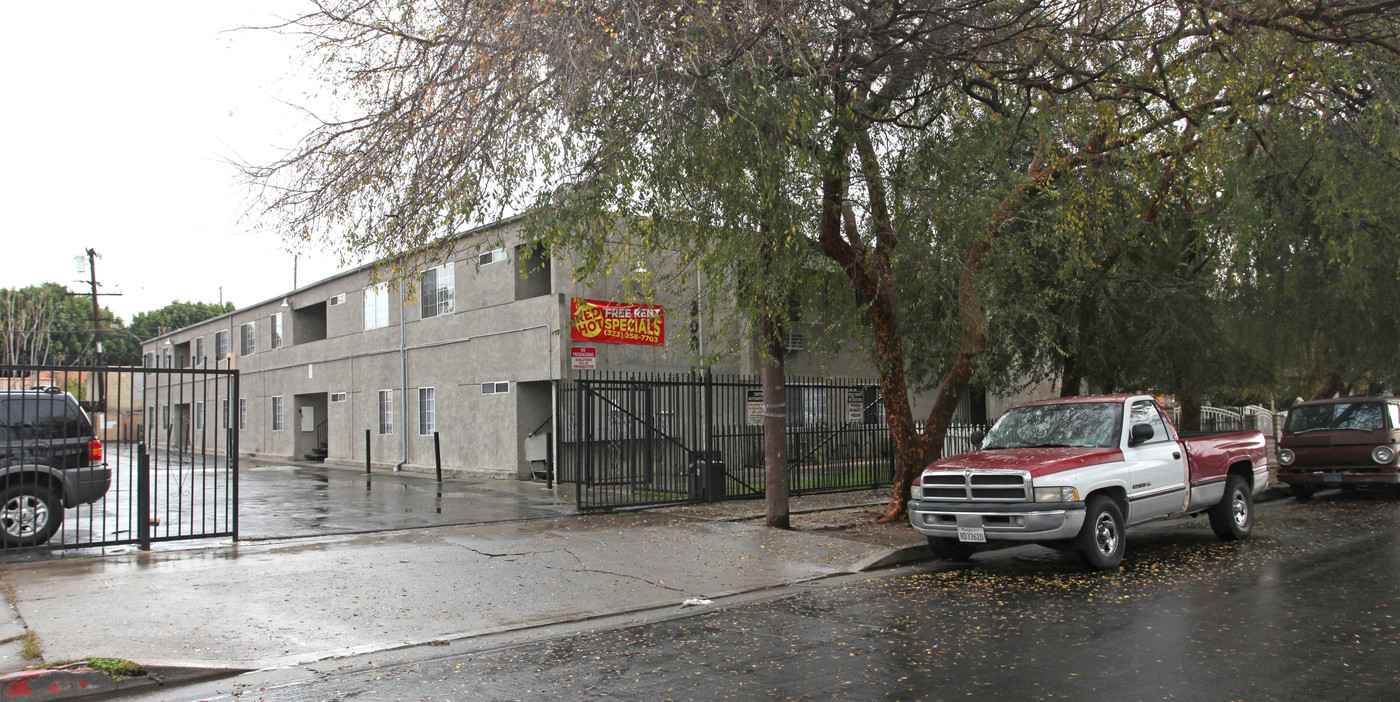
[1173,452,1181,460]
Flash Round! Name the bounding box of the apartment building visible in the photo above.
[141,219,886,479]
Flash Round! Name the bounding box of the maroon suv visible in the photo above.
[1276,397,1400,498]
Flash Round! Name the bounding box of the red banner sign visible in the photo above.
[570,297,665,346]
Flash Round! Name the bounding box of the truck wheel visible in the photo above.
[927,537,978,561]
[1289,484,1316,500]
[1074,495,1125,570]
[1209,474,1253,541]
[0,484,63,548]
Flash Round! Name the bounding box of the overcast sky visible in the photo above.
[1,2,351,323]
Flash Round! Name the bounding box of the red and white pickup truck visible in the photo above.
[908,394,1269,569]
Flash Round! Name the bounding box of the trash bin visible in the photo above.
[689,451,726,501]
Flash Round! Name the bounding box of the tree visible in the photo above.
[1,283,127,368]
[127,300,236,344]
[250,0,1400,525]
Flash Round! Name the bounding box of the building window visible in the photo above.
[195,402,205,431]
[271,313,284,349]
[364,283,390,330]
[328,293,346,306]
[330,392,348,403]
[194,337,205,366]
[162,404,170,430]
[214,330,229,360]
[271,396,284,431]
[421,263,455,318]
[418,387,435,435]
[222,398,231,430]
[240,322,256,356]
[239,398,248,431]
[480,248,506,265]
[378,390,394,434]
[481,381,509,395]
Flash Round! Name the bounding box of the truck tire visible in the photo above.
[0,483,63,548]
[927,536,978,561]
[1209,474,1253,541]
[1074,495,1125,570]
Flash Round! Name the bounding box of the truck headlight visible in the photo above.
[1034,486,1079,503]
[1372,446,1396,465]
[1278,449,1295,466]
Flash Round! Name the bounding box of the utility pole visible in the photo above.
[75,249,121,411]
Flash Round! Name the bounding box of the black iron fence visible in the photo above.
[0,364,237,552]
[557,370,987,512]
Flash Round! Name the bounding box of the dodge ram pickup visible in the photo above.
[908,394,1268,570]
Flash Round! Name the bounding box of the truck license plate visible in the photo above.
[1324,474,1343,484]
[958,527,987,543]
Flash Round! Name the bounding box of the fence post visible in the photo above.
[365,429,372,474]
[434,431,442,483]
[137,443,151,551]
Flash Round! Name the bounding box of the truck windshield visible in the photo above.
[982,402,1123,449]
[1285,402,1387,433]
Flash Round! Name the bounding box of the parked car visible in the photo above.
[1276,396,1400,499]
[908,394,1269,570]
[0,388,111,547]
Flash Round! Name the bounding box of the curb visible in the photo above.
[0,664,247,701]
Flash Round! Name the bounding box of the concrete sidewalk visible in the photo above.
[0,480,920,700]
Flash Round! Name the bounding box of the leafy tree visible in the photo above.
[1,283,128,367]
[127,301,235,345]
[250,0,1400,524]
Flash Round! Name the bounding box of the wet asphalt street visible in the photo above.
[124,491,1400,701]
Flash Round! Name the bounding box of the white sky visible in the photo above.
[0,2,352,324]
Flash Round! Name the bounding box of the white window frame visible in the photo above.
[378,389,394,435]
[270,313,284,349]
[364,283,390,330]
[481,381,510,395]
[222,398,231,430]
[194,337,205,366]
[195,402,205,431]
[328,293,346,306]
[421,263,455,319]
[330,392,348,403]
[214,330,229,360]
[240,322,256,356]
[418,387,436,436]
[480,248,506,265]
[239,397,248,431]
[271,396,284,431]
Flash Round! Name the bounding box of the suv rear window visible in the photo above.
[0,394,92,441]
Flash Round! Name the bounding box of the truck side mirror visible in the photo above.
[1129,423,1155,446]
[969,430,985,449]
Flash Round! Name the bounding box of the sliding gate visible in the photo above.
[1,364,238,553]
[557,371,911,512]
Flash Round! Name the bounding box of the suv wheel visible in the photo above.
[0,484,62,548]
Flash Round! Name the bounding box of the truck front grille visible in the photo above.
[919,470,1031,502]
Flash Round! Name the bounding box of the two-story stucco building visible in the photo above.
[141,219,904,480]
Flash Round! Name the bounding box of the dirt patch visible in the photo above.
[789,507,925,550]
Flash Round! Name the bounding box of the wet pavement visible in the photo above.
[117,492,1400,701]
[233,460,577,540]
[0,462,915,697]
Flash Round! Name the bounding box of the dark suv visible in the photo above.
[0,388,111,547]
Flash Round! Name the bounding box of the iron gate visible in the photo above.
[1,364,238,552]
[557,371,986,512]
